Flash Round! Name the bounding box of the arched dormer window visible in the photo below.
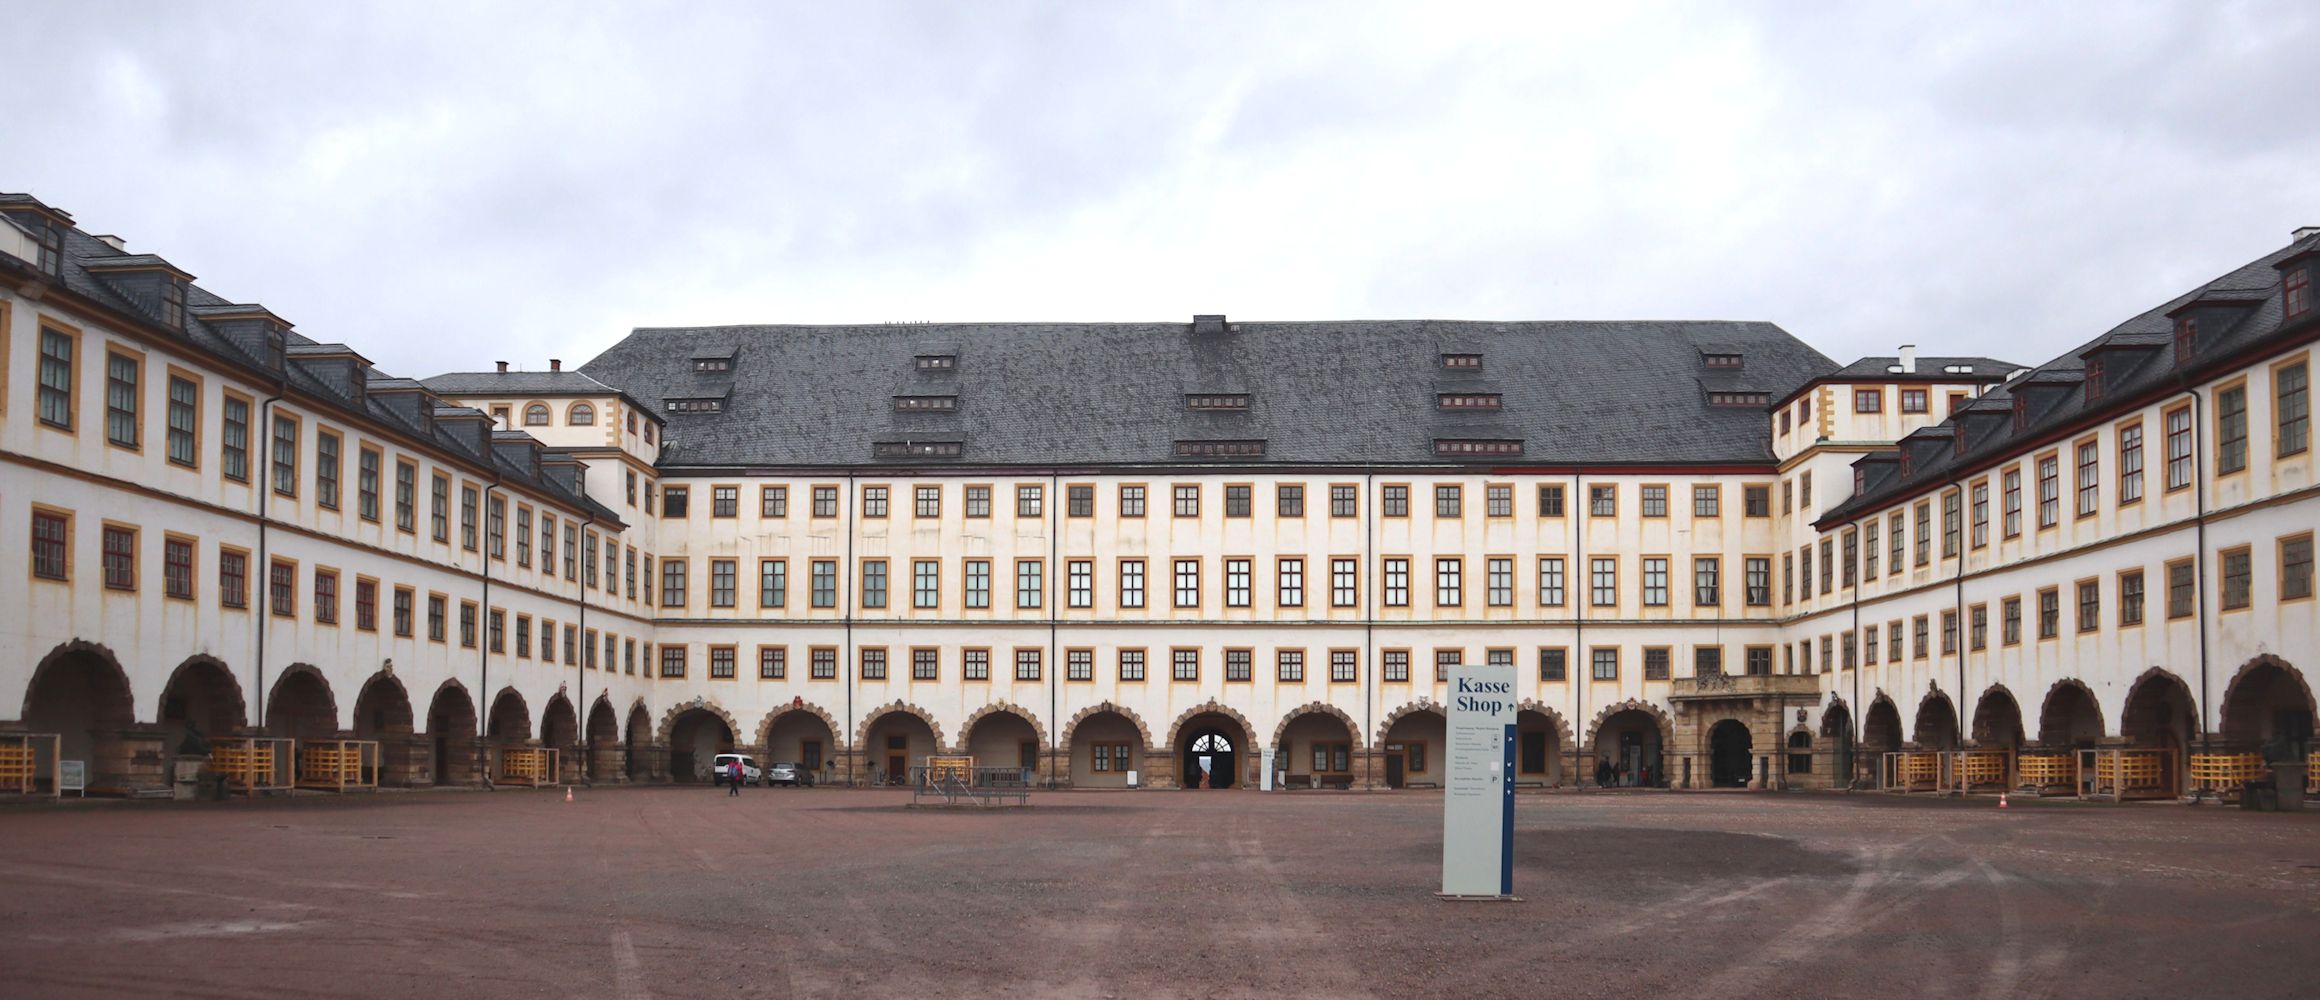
[569,402,596,426]
[524,403,550,426]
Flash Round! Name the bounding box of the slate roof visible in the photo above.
[1818,230,2320,527]
[1825,355,2024,380]
[418,369,665,427]
[579,319,1839,469]
[0,194,620,527]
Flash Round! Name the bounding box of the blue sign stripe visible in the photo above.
[1500,722,1516,896]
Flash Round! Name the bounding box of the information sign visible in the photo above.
[1440,665,1517,899]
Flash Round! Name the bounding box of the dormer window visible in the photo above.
[263,324,287,370]
[1953,422,1967,456]
[2011,393,2028,432]
[915,355,956,370]
[1710,391,1769,406]
[158,278,185,329]
[1186,393,1250,411]
[1441,353,1482,369]
[2083,356,2104,402]
[692,358,731,373]
[874,440,962,458]
[666,398,723,413]
[1703,352,1743,369]
[1437,393,1501,410]
[894,395,958,412]
[2173,317,2197,363]
[1854,468,1867,494]
[1898,450,1914,478]
[2287,267,2311,320]
[1174,439,1265,458]
[1434,438,1523,456]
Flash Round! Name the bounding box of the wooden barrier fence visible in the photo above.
[1946,750,2013,793]
[0,733,62,798]
[2187,753,2264,801]
[2310,751,2319,796]
[2090,749,2176,800]
[1881,751,1943,792]
[2015,753,2080,796]
[211,737,296,796]
[497,747,559,787]
[296,740,381,792]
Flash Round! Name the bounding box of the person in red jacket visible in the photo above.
[727,758,744,796]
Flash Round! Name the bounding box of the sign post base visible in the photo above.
[1434,893,1525,903]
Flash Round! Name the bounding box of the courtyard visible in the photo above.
[1,788,2315,998]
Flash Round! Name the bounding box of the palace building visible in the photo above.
[2,192,2313,798]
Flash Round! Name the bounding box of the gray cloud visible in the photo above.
[3,0,2313,379]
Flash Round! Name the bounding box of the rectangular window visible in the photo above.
[1435,650,1461,683]
[30,510,71,581]
[761,559,788,608]
[1172,649,1198,682]
[1915,501,1933,564]
[430,474,450,542]
[2036,455,2059,528]
[2076,580,2100,633]
[1901,388,1929,414]
[2280,362,2311,457]
[1382,484,1408,517]
[1017,484,1043,517]
[912,485,938,518]
[1385,650,1411,683]
[315,431,341,510]
[2217,384,2249,474]
[1864,625,1880,664]
[1538,648,1566,682]
[1225,484,1252,517]
[1277,557,1304,607]
[1383,558,1409,607]
[1589,485,1616,517]
[857,648,886,680]
[2281,534,2313,601]
[1695,557,1721,606]
[900,559,933,609]
[1941,609,1958,654]
[1591,557,1617,606]
[2075,440,2099,517]
[1591,648,1618,681]
[2118,422,2145,502]
[1224,558,1251,607]
[859,559,888,609]
[2002,469,2023,538]
[1118,650,1145,682]
[1643,648,1670,681]
[1486,557,1513,606]
[660,646,687,679]
[1330,484,1358,518]
[1969,605,1987,650]
[761,485,788,518]
[965,559,991,609]
[165,374,198,466]
[102,524,136,591]
[1068,485,1094,517]
[1330,650,1357,683]
[2221,547,2252,610]
[2165,406,2194,491]
[1942,490,1962,557]
[37,327,76,430]
[1016,559,1043,609]
[355,578,377,631]
[1692,485,1720,518]
[1119,559,1145,608]
[762,647,788,680]
[2166,559,2196,619]
[2038,588,2060,639]
[709,559,737,608]
[1970,481,1989,548]
[515,616,531,658]
[658,485,689,519]
[860,486,887,518]
[393,460,416,532]
[162,536,195,599]
[104,351,139,448]
[1641,557,1668,606]
[812,559,839,608]
[1537,485,1565,517]
[1173,484,1199,518]
[1434,484,1463,518]
[1640,485,1668,518]
[1746,647,1772,676]
[660,559,688,607]
[1225,649,1252,682]
[427,594,446,642]
[1855,387,1883,413]
[1174,558,1201,608]
[271,414,299,496]
[811,486,839,517]
[1435,557,1463,607]
[1330,558,1356,607]
[393,587,413,637]
[1119,485,1146,517]
[1819,539,1833,594]
[1914,615,1931,657]
[1538,557,1566,606]
[1744,557,1770,606]
[1484,484,1511,517]
[562,525,577,581]
[1865,520,1881,576]
[1744,485,1770,517]
[2117,570,2146,626]
[270,560,299,617]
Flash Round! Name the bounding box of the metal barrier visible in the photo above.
[908,762,1031,807]
[2015,753,2080,796]
[2187,753,2264,801]
[1945,750,2013,793]
[211,737,296,795]
[0,733,62,798]
[2090,749,2176,800]
[296,739,381,792]
[2310,751,2319,796]
[497,747,559,787]
[1880,751,1943,792]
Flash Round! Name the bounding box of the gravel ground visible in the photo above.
[1,786,2315,999]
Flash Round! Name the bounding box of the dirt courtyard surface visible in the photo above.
[2,787,2316,999]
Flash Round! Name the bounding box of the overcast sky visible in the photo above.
[5,1,2315,377]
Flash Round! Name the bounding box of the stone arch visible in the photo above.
[854,701,944,750]
[2121,666,2199,741]
[1912,689,1961,749]
[158,654,247,744]
[1164,700,1256,751]
[21,639,138,788]
[1062,701,1154,750]
[1970,684,2025,748]
[2219,654,2315,751]
[1582,698,1675,747]
[586,694,620,781]
[959,702,1048,748]
[1375,697,1447,747]
[1272,702,1364,750]
[657,697,741,746]
[266,663,341,740]
[424,679,476,734]
[1819,695,1853,738]
[2036,678,2106,747]
[624,699,654,781]
[754,700,843,749]
[423,679,479,786]
[352,670,416,785]
[1515,699,1571,743]
[1862,691,1904,751]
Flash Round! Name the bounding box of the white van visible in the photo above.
[709,753,763,786]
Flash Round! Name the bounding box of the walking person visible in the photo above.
[727,758,743,796]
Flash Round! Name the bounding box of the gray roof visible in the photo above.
[1825,355,2024,380]
[421,370,618,395]
[580,319,1839,469]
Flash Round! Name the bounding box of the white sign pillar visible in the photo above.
[1440,665,1518,900]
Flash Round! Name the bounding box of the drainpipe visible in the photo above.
[253,381,286,732]
[1362,467,1375,790]
[843,473,856,786]
[479,479,500,788]
[2179,385,2212,762]
[1047,471,1060,790]
[1571,472,1586,785]
[1951,476,1966,751]
[1851,516,1865,790]
[577,508,592,787]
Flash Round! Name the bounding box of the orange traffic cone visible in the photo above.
[1998,792,2008,809]
[564,786,574,803]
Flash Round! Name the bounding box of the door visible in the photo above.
[887,735,907,785]
[1385,743,1407,788]
[1620,733,1643,786]
[1520,732,1547,774]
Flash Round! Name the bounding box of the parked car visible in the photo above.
[709,753,763,786]
[765,761,806,786]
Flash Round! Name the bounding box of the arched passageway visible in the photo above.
[1708,719,1753,788]
[2121,670,2197,797]
[1822,703,1855,785]
[1382,708,1447,789]
[860,710,937,786]
[541,695,580,783]
[353,673,416,786]
[158,657,245,754]
[1515,709,1566,785]
[1971,688,2025,749]
[625,704,654,781]
[961,708,1042,780]
[1176,711,1251,789]
[586,699,620,781]
[427,684,479,785]
[1591,709,1663,787]
[265,667,339,742]
[1276,710,1358,787]
[1067,710,1145,789]
[1913,693,1961,750]
[1863,697,1903,788]
[2220,660,2315,760]
[763,709,835,784]
[23,644,138,790]
[667,708,735,783]
[2038,681,2105,749]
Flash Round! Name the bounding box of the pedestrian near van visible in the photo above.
[728,758,743,796]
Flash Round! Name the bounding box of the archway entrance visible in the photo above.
[861,710,937,785]
[1972,688,2025,749]
[1822,703,1855,785]
[1276,711,1358,787]
[1515,709,1566,785]
[1591,709,1663,787]
[2122,671,2197,797]
[158,657,245,754]
[541,695,579,783]
[1913,693,1960,750]
[586,699,619,781]
[2221,660,2315,760]
[1381,708,1446,788]
[353,673,415,786]
[764,709,835,784]
[667,708,735,783]
[963,709,1041,782]
[1708,719,1752,788]
[2038,682,2105,749]
[625,703,653,781]
[266,668,339,742]
[1183,732,1236,788]
[1068,710,1145,789]
[486,689,530,782]
[23,645,137,790]
[426,684,478,785]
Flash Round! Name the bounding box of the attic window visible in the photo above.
[1434,438,1524,456]
[1953,422,1967,456]
[159,278,186,329]
[2173,317,2197,364]
[1186,394,1250,411]
[1708,391,1769,406]
[1898,450,1914,478]
[1438,393,1501,410]
[263,324,286,370]
[873,440,962,458]
[693,358,731,373]
[915,355,957,370]
[2286,268,2310,319]
[1174,439,1266,458]
[34,221,63,276]
[2084,356,2105,402]
[2011,394,2028,432]
[1854,468,1867,494]
[894,395,958,412]
[666,398,723,413]
[1441,353,1482,369]
[1703,353,1743,369]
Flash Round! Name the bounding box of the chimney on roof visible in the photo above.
[1192,314,1228,336]
[496,361,509,374]
[92,234,126,251]
[1895,344,1917,375]
[2297,226,2320,242]
[549,359,562,372]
